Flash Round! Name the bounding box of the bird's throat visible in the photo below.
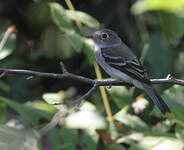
[94,43,101,53]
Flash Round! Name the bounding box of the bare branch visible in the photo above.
[0,62,184,97]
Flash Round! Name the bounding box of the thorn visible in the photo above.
[166,74,171,79]
[107,85,111,89]
[26,76,34,80]
[0,72,7,78]
[107,81,112,89]
[60,62,67,73]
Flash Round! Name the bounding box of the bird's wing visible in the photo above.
[101,48,150,84]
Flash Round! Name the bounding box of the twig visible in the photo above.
[55,81,98,106]
[40,110,68,136]
[80,81,98,100]
[151,74,184,86]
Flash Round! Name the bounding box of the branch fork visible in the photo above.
[0,62,184,105]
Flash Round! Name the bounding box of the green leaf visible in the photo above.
[55,127,99,150]
[144,33,174,80]
[30,100,58,114]
[0,81,10,92]
[83,38,95,65]
[49,2,73,32]
[174,51,184,78]
[66,10,100,29]
[64,32,83,52]
[78,129,99,150]
[159,12,184,44]
[129,136,183,150]
[106,143,126,150]
[151,119,174,135]
[160,85,184,125]
[0,124,40,150]
[42,92,65,104]
[0,33,16,60]
[0,102,7,123]
[175,124,184,142]
[0,96,53,125]
[131,0,184,15]
[116,132,144,145]
[57,128,78,150]
[107,86,134,108]
[115,111,150,132]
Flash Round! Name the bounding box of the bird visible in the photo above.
[86,28,170,114]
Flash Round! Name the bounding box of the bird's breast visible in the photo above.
[94,50,133,83]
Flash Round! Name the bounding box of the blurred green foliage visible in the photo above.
[0,0,184,149]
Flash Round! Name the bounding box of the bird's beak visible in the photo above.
[85,33,95,39]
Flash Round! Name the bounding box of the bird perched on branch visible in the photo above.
[86,28,170,114]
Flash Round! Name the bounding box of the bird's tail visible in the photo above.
[142,83,170,114]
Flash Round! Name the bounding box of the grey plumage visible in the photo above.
[87,28,170,114]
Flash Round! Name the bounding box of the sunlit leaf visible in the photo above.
[65,110,107,130]
[66,10,100,29]
[30,100,58,113]
[43,92,65,104]
[129,136,183,150]
[115,111,149,132]
[116,132,144,145]
[131,0,184,15]
[79,101,97,111]
[49,2,73,32]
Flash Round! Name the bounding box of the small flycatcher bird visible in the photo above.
[86,28,170,114]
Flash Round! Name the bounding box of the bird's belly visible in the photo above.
[105,65,144,89]
[105,65,132,82]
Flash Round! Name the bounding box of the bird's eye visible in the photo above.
[101,33,109,39]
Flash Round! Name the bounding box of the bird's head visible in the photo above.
[86,28,122,48]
